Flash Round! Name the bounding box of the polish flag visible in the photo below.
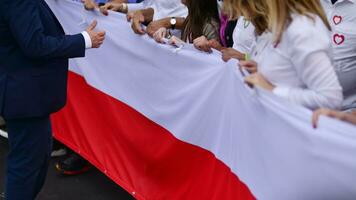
[48,1,356,199]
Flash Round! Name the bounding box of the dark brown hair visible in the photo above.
[181,0,220,42]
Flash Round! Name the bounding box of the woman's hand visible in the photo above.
[239,60,258,74]
[312,109,356,128]
[244,73,275,91]
[126,11,135,21]
[193,36,212,53]
[221,48,244,62]
[168,36,185,48]
[100,3,127,16]
[130,10,146,35]
[153,28,168,43]
[82,0,97,10]
[208,39,224,51]
[147,18,170,37]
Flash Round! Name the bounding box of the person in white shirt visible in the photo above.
[239,0,343,110]
[228,17,256,59]
[321,0,356,111]
[217,0,260,61]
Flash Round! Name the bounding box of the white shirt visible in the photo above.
[232,16,256,54]
[321,0,356,111]
[81,31,92,49]
[252,14,343,110]
[128,0,188,21]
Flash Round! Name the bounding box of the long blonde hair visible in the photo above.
[223,0,269,35]
[266,0,331,43]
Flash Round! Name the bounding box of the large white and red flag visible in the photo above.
[47,0,356,199]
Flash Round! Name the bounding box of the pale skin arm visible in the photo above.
[146,17,185,37]
[83,0,129,12]
[221,48,246,62]
[100,2,128,15]
[83,0,97,10]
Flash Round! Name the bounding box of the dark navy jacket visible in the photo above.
[0,0,86,119]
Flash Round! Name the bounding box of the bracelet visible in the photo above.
[121,3,128,13]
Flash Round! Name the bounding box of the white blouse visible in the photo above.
[321,0,356,111]
[252,14,343,110]
[232,16,256,54]
[127,0,188,21]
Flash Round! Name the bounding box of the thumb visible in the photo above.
[139,15,145,22]
[88,20,98,31]
[240,60,253,68]
[312,111,321,129]
[100,6,108,16]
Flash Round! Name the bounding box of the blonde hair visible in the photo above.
[223,0,269,35]
[266,0,331,43]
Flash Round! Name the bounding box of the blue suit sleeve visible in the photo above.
[0,0,86,60]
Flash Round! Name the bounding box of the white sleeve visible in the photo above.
[273,51,343,109]
[273,16,343,110]
[127,2,145,12]
[81,31,92,49]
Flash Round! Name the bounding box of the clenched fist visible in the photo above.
[86,20,106,48]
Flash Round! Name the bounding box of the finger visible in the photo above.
[170,39,178,46]
[100,6,109,15]
[147,29,155,37]
[222,55,230,62]
[159,30,165,38]
[207,45,213,53]
[84,0,95,10]
[127,14,132,21]
[195,44,202,51]
[157,32,165,43]
[132,21,144,34]
[97,31,106,37]
[244,75,256,84]
[88,20,98,31]
[244,67,254,74]
[239,60,251,67]
[193,38,203,44]
[312,110,322,129]
[203,45,211,53]
[97,36,105,41]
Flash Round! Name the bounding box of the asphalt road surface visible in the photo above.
[0,136,134,200]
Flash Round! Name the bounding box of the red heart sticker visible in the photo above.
[333,15,342,25]
[333,34,345,45]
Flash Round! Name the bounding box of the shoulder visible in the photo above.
[284,14,331,53]
[286,14,330,38]
[289,14,328,30]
